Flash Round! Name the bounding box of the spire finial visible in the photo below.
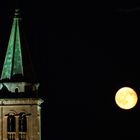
[14,8,20,19]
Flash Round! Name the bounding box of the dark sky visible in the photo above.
[1,1,140,140]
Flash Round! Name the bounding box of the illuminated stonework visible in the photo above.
[0,9,44,140]
[0,98,43,140]
[0,82,39,93]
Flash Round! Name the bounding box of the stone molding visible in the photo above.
[0,98,43,105]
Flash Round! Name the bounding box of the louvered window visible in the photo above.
[7,114,16,140]
[19,113,27,140]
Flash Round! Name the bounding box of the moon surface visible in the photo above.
[115,87,138,110]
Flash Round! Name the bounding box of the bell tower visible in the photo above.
[0,9,43,140]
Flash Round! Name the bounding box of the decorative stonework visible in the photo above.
[0,98,43,105]
[0,9,44,140]
[0,98,43,140]
[0,82,39,93]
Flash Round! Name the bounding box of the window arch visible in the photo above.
[7,113,16,132]
[7,113,16,140]
[19,112,27,140]
[15,87,19,93]
[19,112,27,132]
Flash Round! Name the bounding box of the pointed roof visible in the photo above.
[1,9,34,82]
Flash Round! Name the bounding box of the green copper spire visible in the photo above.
[1,9,34,81]
[1,9,23,80]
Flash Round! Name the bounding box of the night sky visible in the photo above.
[1,1,140,140]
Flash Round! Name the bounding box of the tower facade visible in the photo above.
[0,9,43,140]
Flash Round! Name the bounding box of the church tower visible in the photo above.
[0,9,43,140]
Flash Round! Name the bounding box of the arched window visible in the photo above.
[19,112,27,140]
[19,112,27,132]
[7,113,16,140]
[15,87,19,93]
[7,114,15,132]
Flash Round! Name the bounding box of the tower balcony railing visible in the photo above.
[19,132,27,140]
[7,132,16,140]
[7,132,27,140]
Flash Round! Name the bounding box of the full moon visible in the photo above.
[115,87,138,110]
